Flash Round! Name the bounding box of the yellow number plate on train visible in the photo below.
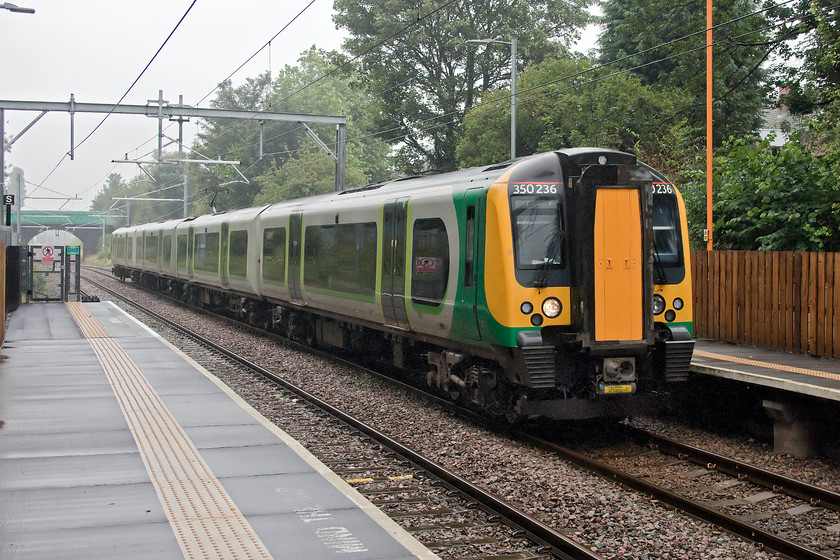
[603,384,633,394]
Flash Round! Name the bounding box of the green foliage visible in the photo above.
[254,151,369,204]
[777,2,840,152]
[196,48,391,211]
[599,0,772,144]
[89,164,194,226]
[457,56,693,167]
[333,0,592,174]
[90,173,127,212]
[689,134,840,251]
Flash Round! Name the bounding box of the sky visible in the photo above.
[1,0,600,213]
[1,0,347,212]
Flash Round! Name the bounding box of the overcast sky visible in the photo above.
[1,0,346,212]
[2,1,598,213]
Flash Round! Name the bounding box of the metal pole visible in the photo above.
[183,174,188,217]
[706,0,713,251]
[15,166,22,245]
[177,94,184,163]
[1,108,5,205]
[510,39,517,160]
[335,124,346,192]
[69,94,75,160]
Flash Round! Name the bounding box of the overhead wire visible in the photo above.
[109,0,321,201]
[119,0,809,206]
[29,0,198,201]
[280,3,811,172]
[341,0,804,154]
[194,0,317,107]
[196,0,462,150]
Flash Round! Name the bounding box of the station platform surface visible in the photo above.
[693,339,840,402]
[0,302,438,560]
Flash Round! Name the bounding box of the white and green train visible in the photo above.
[111,148,694,420]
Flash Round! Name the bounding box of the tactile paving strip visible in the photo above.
[65,302,273,560]
[694,349,840,382]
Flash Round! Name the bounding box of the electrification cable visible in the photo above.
[343,0,805,153]
[30,0,198,197]
[195,0,317,107]
[153,0,809,200]
[112,0,319,192]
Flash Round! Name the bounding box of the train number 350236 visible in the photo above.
[512,184,559,195]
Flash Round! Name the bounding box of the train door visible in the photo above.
[220,221,230,287]
[456,189,483,340]
[381,199,409,328]
[288,211,303,301]
[575,165,650,344]
[593,186,643,342]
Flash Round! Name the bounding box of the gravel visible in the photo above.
[84,271,840,559]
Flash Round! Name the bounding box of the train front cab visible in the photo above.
[482,150,694,420]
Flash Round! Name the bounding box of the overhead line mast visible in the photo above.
[706,0,714,251]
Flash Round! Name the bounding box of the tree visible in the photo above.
[457,56,692,169]
[194,48,391,210]
[699,134,840,251]
[777,1,840,148]
[254,152,369,204]
[333,0,592,173]
[599,0,773,144]
[193,73,276,211]
[90,173,127,212]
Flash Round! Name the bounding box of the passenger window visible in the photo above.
[412,218,449,306]
[177,234,188,270]
[194,232,220,273]
[262,227,286,284]
[229,230,248,278]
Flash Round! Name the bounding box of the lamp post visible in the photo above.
[0,3,35,13]
[467,37,517,159]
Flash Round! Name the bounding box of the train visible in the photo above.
[111,148,694,420]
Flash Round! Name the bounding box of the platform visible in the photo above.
[0,302,438,560]
[692,339,840,402]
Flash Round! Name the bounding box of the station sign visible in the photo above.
[67,246,81,256]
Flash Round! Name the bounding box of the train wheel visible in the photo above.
[447,382,463,403]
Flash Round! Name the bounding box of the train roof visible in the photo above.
[114,148,660,232]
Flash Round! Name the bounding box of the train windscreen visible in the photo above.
[511,197,565,270]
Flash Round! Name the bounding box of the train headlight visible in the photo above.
[665,310,677,322]
[653,294,666,315]
[520,301,534,315]
[542,297,562,318]
[673,297,684,310]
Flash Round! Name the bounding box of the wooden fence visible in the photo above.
[691,250,840,358]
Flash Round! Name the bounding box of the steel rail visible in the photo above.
[517,431,831,560]
[622,424,840,511]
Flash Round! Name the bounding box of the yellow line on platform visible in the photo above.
[66,302,273,560]
[694,349,840,382]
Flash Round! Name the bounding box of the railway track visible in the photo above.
[82,270,602,560]
[528,428,840,560]
[84,267,840,559]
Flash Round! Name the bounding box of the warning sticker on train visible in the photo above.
[415,256,442,272]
